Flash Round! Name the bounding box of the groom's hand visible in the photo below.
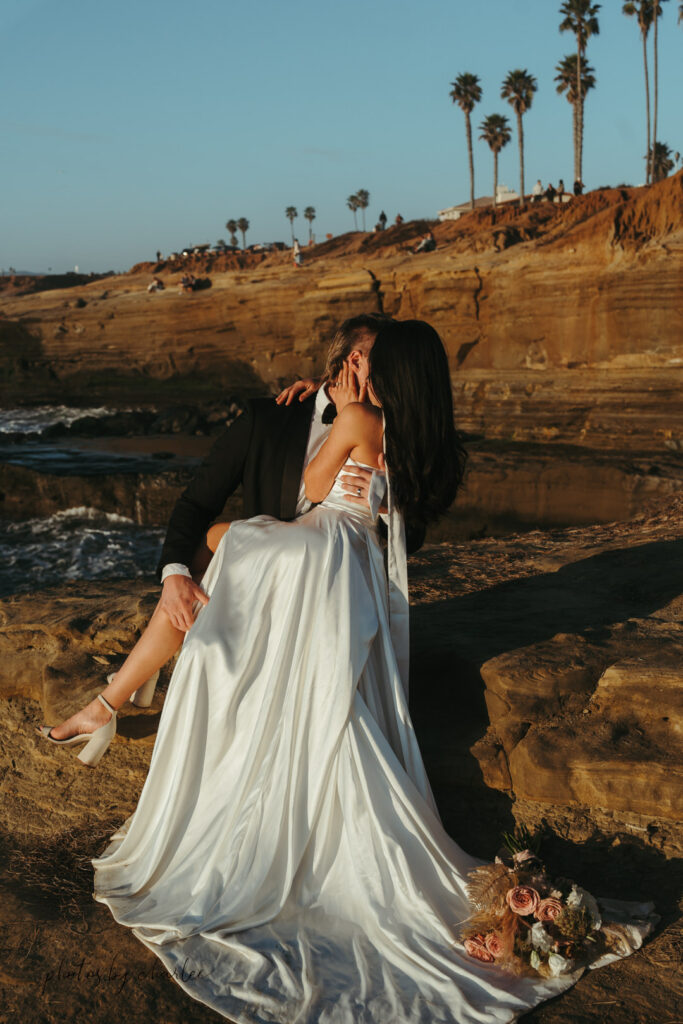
[275,377,321,405]
[340,456,388,514]
[159,575,209,632]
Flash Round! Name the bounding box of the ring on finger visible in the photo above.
[356,487,361,496]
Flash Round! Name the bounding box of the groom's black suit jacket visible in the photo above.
[156,395,425,578]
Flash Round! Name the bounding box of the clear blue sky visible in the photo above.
[2,0,681,273]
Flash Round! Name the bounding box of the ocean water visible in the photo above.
[0,507,164,597]
[0,405,132,435]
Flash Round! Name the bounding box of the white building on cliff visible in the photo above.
[438,184,519,221]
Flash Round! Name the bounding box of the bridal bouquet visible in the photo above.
[460,831,628,978]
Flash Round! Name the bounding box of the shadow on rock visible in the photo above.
[532,828,682,924]
[415,538,682,666]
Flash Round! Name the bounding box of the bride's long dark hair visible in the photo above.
[368,320,467,528]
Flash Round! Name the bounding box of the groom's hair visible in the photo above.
[323,312,393,382]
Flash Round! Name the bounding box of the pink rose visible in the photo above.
[506,885,540,916]
[535,897,564,923]
[464,935,495,963]
[484,932,505,958]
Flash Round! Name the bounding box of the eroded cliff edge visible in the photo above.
[2,174,682,451]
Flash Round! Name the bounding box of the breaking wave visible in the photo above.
[0,406,132,435]
[0,507,164,597]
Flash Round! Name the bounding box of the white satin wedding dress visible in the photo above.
[92,461,655,1023]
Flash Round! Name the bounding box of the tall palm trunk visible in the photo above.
[652,3,659,183]
[642,26,651,183]
[516,110,525,205]
[493,149,499,206]
[466,112,475,209]
[572,99,578,180]
[576,42,583,183]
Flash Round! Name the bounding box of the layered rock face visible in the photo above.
[2,175,682,451]
[3,439,680,540]
[407,496,682,842]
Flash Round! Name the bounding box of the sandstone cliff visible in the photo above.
[2,174,681,451]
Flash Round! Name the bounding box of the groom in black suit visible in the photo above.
[156,313,424,632]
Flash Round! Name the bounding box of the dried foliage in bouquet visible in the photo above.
[458,827,631,978]
[467,861,517,913]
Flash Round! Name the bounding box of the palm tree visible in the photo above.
[355,189,370,230]
[303,206,316,242]
[449,72,483,210]
[478,114,512,205]
[501,69,538,205]
[623,2,654,183]
[559,0,601,185]
[346,194,359,229]
[226,219,238,246]
[554,54,596,184]
[679,1,682,20]
[651,1,670,187]
[647,140,675,180]
[285,206,298,244]
[237,217,249,249]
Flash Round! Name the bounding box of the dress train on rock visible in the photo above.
[92,466,655,1023]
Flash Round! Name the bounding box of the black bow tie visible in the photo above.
[321,403,337,425]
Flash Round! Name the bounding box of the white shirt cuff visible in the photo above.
[161,563,192,583]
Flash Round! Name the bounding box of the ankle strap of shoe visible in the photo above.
[98,693,116,715]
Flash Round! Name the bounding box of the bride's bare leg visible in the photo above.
[47,603,186,739]
[45,523,232,740]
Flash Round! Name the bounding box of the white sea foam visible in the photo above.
[0,507,164,596]
[0,405,134,434]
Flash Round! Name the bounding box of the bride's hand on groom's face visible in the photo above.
[329,362,367,413]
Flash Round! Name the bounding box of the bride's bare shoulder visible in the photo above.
[336,402,382,439]
[338,402,382,425]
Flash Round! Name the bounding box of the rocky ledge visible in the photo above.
[0,496,680,1023]
[407,496,682,852]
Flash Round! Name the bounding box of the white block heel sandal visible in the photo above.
[36,693,117,768]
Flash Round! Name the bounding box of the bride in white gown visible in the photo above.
[41,321,655,1022]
